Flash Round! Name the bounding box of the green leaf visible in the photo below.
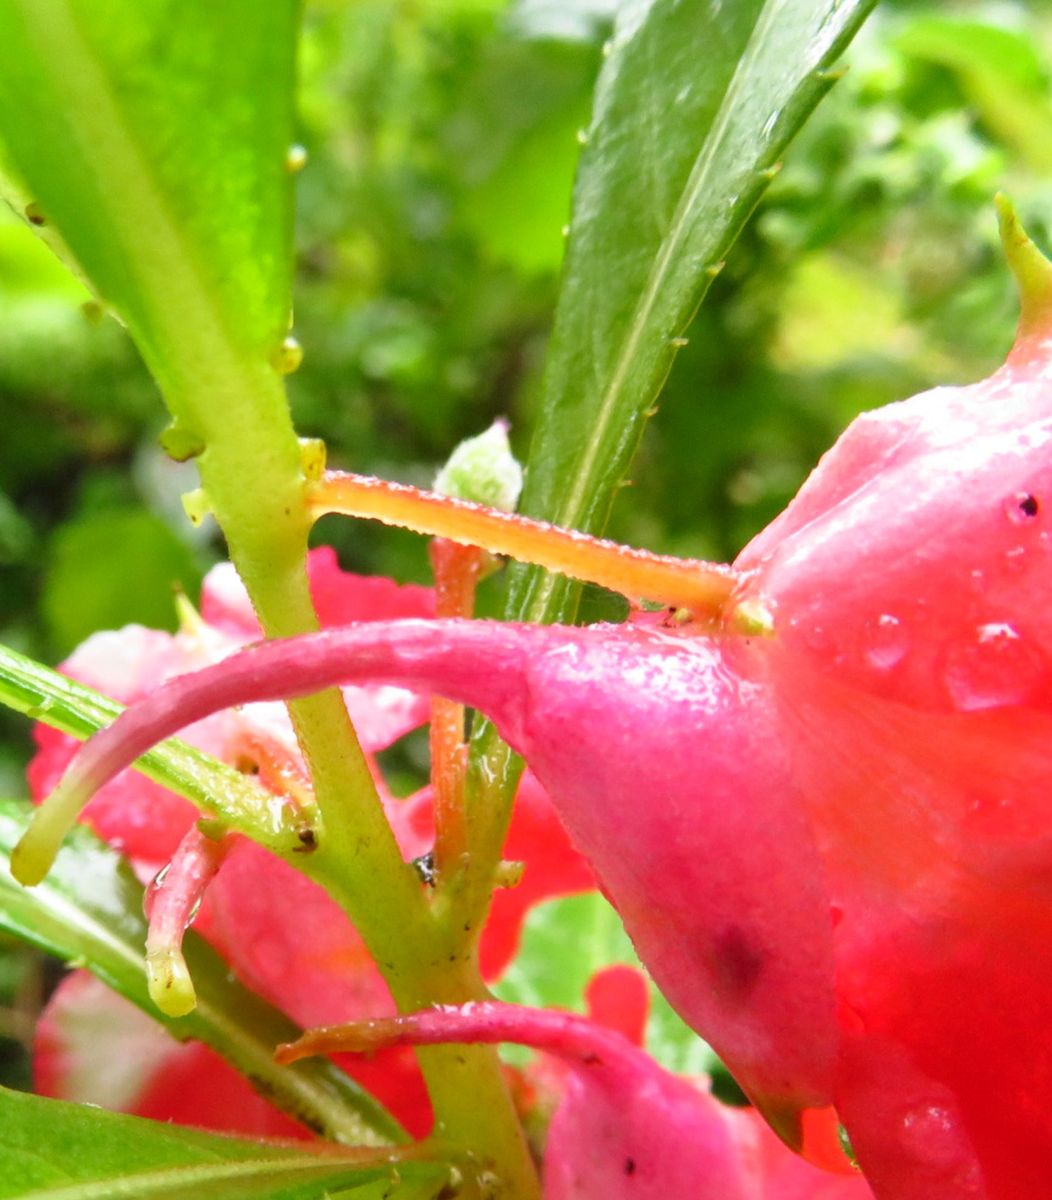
[0,1,297,393]
[506,0,876,626]
[896,15,1052,174]
[0,643,309,857]
[450,37,599,276]
[0,1086,441,1199]
[0,799,405,1147]
[493,893,718,1076]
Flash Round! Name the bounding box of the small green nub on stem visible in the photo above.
[996,193,1052,340]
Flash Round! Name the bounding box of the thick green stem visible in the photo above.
[192,367,539,1198]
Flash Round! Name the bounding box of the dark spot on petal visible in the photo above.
[711,925,765,998]
[1020,493,1040,518]
[624,1157,636,1177]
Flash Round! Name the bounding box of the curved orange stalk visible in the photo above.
[309,472,738,620]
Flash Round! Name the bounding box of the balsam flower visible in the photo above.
[30,204,1052,1198]
[29,548,593,1137]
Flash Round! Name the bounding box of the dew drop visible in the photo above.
[1004,492,1040,523]
[143,862,171,919]
[284,143,308,173]
[270,335,303,375]
[943,622,1048,711]
[863,613,908,671]
[1003,544,1028,574]
[801,623,831,653]
[898,1104,970,1172]
[575,128,589,146]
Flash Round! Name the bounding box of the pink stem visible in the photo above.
[144,825,233,1016]
[12,620,535,885]
[275,1000,649,1085]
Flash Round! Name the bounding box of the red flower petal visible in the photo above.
[35,972,308,1140]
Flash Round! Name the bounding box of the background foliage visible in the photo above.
[1,0,1050,1092]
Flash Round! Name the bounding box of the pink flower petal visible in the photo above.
[34,972,308,1140]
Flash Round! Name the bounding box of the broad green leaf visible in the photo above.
[0,799,405,1147]
[506,0,877,626]
[494,892,718,1077]
[0,643,308,857]
[0,1087,442,1199]
[0,2,297,396]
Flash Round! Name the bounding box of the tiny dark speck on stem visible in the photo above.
[295,828,317,852]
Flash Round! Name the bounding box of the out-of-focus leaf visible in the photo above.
[0,491,32,565]
[0,643,309,856]
[494,892,718,1076]
[450,39,599,275]
[505,0,877,626]
[43,509,201,657]
[507,0,620,43]
[897,16,1052,173]
[0,799,405,1146]
[0,1086,437,1199]
[0,2,297,393]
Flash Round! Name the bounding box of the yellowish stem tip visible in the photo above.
[147,947,198,1017]
[10,792,82,887]
[995,193,1052,338]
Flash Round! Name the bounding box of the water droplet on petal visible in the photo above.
[943,623,1048,711]
[800,623,831,653]
[144,862,171,919]
[898,1104,972,1173]
[1003,544,1028,574]
[863,613,908,671]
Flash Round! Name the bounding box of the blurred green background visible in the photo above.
[1,0,1051,1082]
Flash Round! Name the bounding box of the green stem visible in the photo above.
[196,371,539,1199]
